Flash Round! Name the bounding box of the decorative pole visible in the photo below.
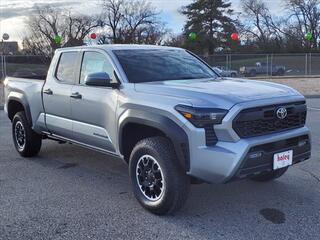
[1,33,10,55]
[1,33,10,80]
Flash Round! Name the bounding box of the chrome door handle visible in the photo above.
[44,89,53,95]
[70,92,82,99]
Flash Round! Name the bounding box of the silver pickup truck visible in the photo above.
[4,45,311,215]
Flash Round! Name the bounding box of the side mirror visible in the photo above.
[85,72,120,88]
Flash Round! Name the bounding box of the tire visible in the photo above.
[12,111,42,157]
[276,69,285,76]
[129,137,190,215]
[250,70,257,77]
[231,72,237,78]
[250,167,288,182]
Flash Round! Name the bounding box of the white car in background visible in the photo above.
[212,66,238,78]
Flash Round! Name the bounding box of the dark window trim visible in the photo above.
[78,51,85,85]
[54,51,78,85]
[78,50,120,88]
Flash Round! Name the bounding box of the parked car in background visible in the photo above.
[212,66,238,77]
[240,62,286,77]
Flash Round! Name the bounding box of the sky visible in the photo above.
[0,0,283,44]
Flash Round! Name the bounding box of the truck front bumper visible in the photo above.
[185,126,311,184]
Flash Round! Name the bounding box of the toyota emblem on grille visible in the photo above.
[276,107,287,119]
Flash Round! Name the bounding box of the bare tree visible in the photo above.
[21,33,52,57]
[163,34,185,48]
[136,23,169,44]
[64,13,104,47]
[241,0,292,51]
[242,0,269,43]
[102,0,124,43]
[286,0,320,49]
[24,6,103,55]
[122,0,159,42]
[27,6,63,52]
[100,0,168,44]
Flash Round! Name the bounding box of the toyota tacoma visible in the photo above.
[4,45,311,215]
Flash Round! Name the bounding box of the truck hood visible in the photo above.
[134,78,301,109]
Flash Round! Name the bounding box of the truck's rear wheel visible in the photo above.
[250,70,257,77]
[276,68,285,76]
[129,137,190,215]
[250,168,288,182]
[12,112,42,157]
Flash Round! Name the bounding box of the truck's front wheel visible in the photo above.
[12,112,42,157]
[129,137,190,215]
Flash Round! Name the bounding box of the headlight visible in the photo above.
[175,105,228,128]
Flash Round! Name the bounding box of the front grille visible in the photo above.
[233,101,307,138]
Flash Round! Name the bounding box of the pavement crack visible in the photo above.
[58,163,78,169]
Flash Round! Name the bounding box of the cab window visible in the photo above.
[80,52,116,85]
[55,52,78,84]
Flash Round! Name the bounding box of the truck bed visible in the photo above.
[4,77,45,129]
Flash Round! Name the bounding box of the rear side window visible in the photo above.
[56,52,78,84]
[79,52,115,84]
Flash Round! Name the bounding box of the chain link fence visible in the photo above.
[0,55,51,81]
[203,53,320,77]
[0,55,51,106]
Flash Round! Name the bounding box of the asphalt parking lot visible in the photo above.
[0,99,319,240]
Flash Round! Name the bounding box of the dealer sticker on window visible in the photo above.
[273,150,293,170]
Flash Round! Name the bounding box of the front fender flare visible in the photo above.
[118,109,190,171]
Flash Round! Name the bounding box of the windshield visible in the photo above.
[113,49,217,83]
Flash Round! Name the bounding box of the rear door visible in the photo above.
[43,51,80,139]
[70,50,119,153]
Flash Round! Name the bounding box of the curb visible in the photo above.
[249,75,320,80]
[305,95,320,99]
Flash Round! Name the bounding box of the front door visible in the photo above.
[70,51,119,153]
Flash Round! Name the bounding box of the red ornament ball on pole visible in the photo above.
[231,32,239,41]
[90,33,97,39]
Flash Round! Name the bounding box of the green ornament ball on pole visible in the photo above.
[188,32,197,41]
[54,35,62,44]
[305,32,312,41]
